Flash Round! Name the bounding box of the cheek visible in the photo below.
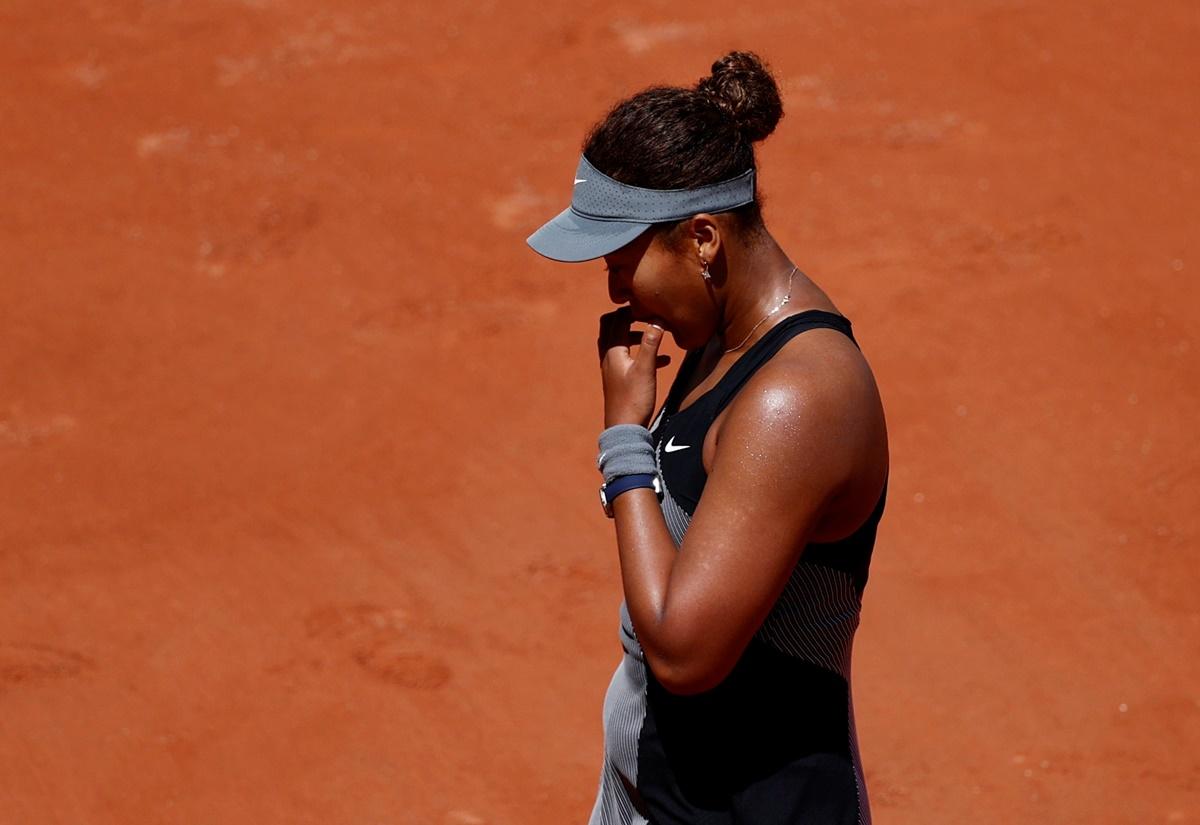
[664,297,719,350]
[651,264,693,307]
[632,255,712,339]
[690,295,728,347]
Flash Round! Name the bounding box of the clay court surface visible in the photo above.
[2,1,1197,822]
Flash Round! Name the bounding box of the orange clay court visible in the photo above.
[1,2,1197,823]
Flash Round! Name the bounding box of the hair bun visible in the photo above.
[696,51,784,143]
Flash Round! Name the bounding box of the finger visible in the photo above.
[598,308,633,341]
[598,309,637,358]
[598,332,629,363]
[598,335,630,361]
[633,323,665,371]
[599,306,632,328]
[597,313,618,352]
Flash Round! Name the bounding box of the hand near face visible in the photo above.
[598,307,672,428]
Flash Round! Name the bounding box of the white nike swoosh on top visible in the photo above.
[574,178,587,185]
[664,437,690,453]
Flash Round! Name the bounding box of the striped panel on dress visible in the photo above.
[753,561,861,680]
[604,604,647,779]
[587,447,690,825]
[588,604,650,825]
[754,561,871,824]
[657,479,692,549]
[589,757,649,825]
[848,689,872,825]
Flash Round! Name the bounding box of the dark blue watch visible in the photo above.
[599,473,663,518]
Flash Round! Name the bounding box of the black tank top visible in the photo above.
[620,309,886,824]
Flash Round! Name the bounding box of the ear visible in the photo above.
[687,214,722,264]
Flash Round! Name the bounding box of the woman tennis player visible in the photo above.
[528,52,889,825]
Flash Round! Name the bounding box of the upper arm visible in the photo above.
[649,348,874,692]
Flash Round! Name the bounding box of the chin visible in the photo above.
[670,327,704,351]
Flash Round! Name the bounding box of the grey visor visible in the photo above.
[526,155,756,262]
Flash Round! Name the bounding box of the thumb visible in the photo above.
[635,324,665,370]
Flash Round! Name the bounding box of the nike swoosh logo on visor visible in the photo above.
[574,178,587,185]
[664,437,690,453]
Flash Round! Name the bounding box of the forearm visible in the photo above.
[596,424,678,641]
[611,488,677,635]
[611,489,724,692]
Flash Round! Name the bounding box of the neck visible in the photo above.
[716,236,798,353]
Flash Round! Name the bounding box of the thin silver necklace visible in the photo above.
[723,265,799,354]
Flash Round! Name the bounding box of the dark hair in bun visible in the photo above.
[583,51,784,232]
[696,51,784,143]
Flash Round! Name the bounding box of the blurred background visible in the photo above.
[1,1,1196,823]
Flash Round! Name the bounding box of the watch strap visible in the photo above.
[600,473,662,518]
[604,473,658,500]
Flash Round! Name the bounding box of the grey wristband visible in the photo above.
[597,424,657,484]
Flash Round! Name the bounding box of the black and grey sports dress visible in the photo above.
[588,310,887,825]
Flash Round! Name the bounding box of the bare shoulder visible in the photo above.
[722,325,883,436]
[713,324,888,538]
